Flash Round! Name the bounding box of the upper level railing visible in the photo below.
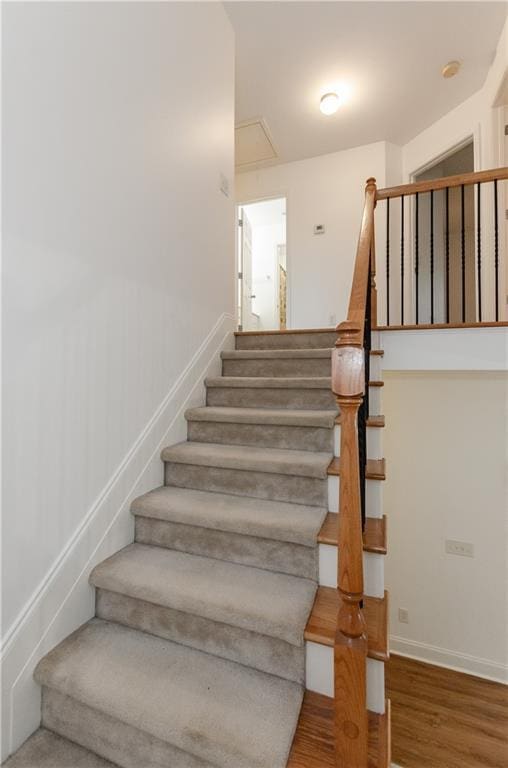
[331,167,507,768]
[376,167,508,329]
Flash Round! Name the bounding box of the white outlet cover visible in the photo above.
[445,539,474,557]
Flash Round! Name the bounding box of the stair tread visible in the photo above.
[207,376,333,389]
[327,456,386,480]
[207,376,381,389]
[131,486,326,547]
[222,349,333,359]
[223,348,383,359]
[186,406,337,428]
[234,327,336,337]
[162,441,333,479]
[90,544,317,647]
[318,513,387,554]
[304,586,389,662]
[34,619,303,768]
[287,691,390,768]
[4,729,117,768]
[336,413,385,428]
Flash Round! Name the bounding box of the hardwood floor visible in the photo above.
[287,690,389,768]
[387,654,508,768]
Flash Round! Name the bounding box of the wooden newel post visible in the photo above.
[332,325,368,768]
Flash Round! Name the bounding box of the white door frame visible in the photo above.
[235,193,289,330]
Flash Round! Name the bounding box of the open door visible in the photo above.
[238,207,257,331]
[237,197,287,330]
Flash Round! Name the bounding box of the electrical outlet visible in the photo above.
[398,608,409,624]
[445,539,474,557]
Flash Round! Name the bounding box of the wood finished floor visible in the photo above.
[387,654,508,768]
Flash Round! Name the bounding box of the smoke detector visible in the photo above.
[442,60,461,79]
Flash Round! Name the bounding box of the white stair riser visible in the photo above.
[318,545,384,598]
[334,425,383,459]
[369,355,382,380]
[328,476,383,519]
[368,386,382,416]
[305,644,385,714]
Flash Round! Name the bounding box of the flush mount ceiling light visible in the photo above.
[320,92,341,115]
[442,60,461,79]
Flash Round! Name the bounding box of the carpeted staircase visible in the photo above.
[6,330,340,768]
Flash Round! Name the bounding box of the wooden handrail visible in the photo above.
[376,166,508,200]
[331,177,378,767]
[343,178,377,339]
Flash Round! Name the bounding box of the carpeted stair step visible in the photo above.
[235,329,337,350]
[35,619,303,768]
[206,375,336,409]
[4,729,117,768]
[132,486,326,578]
[221,348,333,377]
[186,406,336,450]
[162,441,332,506]
[90,543,316,682]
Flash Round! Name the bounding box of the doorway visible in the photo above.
[237,197,287,331]
[413,142,475,323]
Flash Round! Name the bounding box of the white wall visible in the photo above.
[402,18,508,179]
[1,2,234,756]
[236,142,390,328]
[382,329,508,682]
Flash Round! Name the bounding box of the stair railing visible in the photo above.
[332,177,377,768]
[376,167,508,327]
[332,166,507,767]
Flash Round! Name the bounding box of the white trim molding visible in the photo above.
[390,635,508,684]
[0,313,235,760]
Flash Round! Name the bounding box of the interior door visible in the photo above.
[239,208,256,330]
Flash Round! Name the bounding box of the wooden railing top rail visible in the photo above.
[376,166,508,200]
[339,177,377,347]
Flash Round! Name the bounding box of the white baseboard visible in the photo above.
[390,635,508,684]
[0,312,235,760]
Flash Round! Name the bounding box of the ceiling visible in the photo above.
[225,1,507,168]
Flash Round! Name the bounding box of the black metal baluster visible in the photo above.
[400,196,404,325]
[386,199,390,326]
[415,193,419,325]
[430,190,434,324]
[358,263,371,532]
[494,179,499,321]
[446,187,450,324]
[477,182,482,322]
[461,184,466,323]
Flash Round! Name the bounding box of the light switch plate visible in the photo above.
[219,173,229,197]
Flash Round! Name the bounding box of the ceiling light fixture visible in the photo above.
[320,92,340,115]
[442,60,461,79]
